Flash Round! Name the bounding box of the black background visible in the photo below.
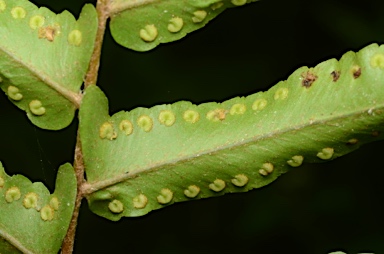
[1,0,384,253]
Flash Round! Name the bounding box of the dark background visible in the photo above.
[1,0,384,253]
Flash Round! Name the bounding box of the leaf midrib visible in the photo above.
[1,47,81,108]
[0,228,34,254]
[83,103,384,194]
[109,0,161,16]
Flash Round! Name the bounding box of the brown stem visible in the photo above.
[84,0,110,88]
[61,1,111,252]
[61,134,85,254]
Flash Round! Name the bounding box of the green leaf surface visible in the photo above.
[0,0,97,130]
[80,43,384,221]
[0,162,76,254]
[109,0,258,51]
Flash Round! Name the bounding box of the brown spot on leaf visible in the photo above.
[301,72,318,88]
[206,109,228,121]
[38,25,59,42]
[217,109,227,120]
[352,66,361,79]
[330,71,340,82]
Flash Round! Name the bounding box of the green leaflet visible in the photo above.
[80,43,384,221]
[109,0,258,52]
[0,162,76,254]
[0,0,97,130]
